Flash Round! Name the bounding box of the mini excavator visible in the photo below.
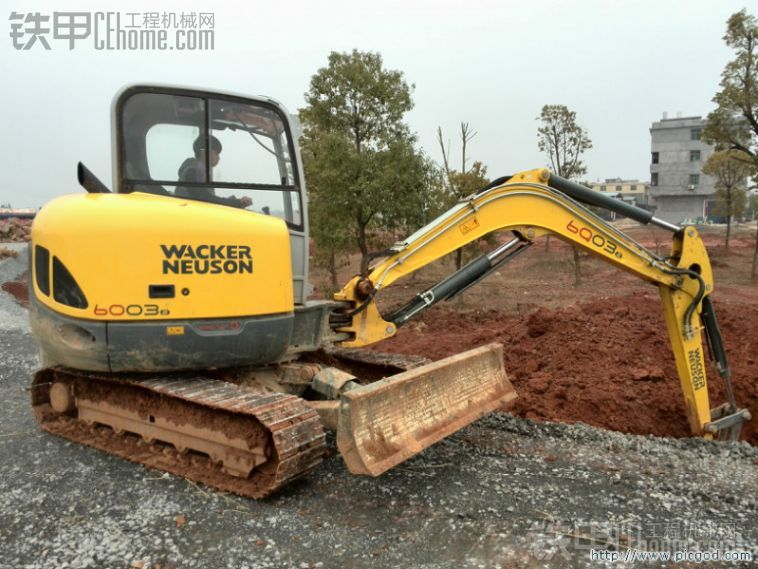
[28,86,749,497]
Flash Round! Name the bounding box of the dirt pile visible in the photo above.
[1,279,28,307]
[0,246,18,260]
[372,292,758,446]
[0,219,31,242]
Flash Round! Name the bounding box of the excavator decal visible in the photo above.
[566,219,623,259]
[93,303,169,317]
[161,244,253,274]
[688,348,706,390]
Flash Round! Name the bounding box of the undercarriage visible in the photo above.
[31,347,513,497]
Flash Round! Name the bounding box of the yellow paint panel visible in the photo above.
[31,192,294,320]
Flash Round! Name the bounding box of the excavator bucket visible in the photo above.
[336,343,516,476]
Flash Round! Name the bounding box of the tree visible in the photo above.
[747,192,758,220]
[703,10,758,276]
[702,150,751,249]
[537,105,593,179]
[301,132,355,292]
[536,104,593,286]
[300,50,433,276]
[447,162,489,199]
[437,124,491,271]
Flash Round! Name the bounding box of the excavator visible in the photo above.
[28,85,749,498]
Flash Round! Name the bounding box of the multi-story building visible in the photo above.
[590,178,649,207]
[649,115,715,223]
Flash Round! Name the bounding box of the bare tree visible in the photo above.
[438,122,478,181]
[437,123,483,271]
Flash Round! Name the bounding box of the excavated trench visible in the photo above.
[373,292,758,446]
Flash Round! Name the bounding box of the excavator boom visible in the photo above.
[333,168,749,468]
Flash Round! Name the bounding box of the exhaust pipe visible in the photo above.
[77,162,111,194]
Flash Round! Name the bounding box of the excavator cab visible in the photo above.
[114,86,311,304]
[29,86,314,372]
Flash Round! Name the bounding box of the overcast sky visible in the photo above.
[0,0,747,208]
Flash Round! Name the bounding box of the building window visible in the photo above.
[600,185,606,192]
[616,185,622,191]
[629,184,637,192]
[690,128,703,141]
[651,152,659,164]
[651,173,658,186]
[690,150,701,162]
[689,174,700,187]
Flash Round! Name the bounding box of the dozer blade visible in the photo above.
[336,343,516,476]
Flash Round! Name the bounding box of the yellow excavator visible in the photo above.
[29,85,749,497]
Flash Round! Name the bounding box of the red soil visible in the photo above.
[1,280,28,307]
[371,293,758,446]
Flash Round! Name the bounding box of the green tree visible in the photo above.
[414,162,449,226]
[447,162,489,198]
[702,150,751,249]
[536,104,593,285]
[301,132,355,292]
[300,50,433,276]
[703,10,758,276]
[747,193,758,220]
[537,105,593,179]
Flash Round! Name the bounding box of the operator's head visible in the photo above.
[193,135,222,167]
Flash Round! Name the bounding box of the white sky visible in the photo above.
[0,0,746,208]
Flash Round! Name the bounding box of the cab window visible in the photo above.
[146,123,202,182]
[118,88,302,229]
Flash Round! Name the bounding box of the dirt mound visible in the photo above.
[371,293,757,446]
[0,246,18,260]
[2,279,28,307]
[0,219,31,242]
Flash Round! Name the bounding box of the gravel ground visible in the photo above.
[1,250,756,569]
[0,243,29,253]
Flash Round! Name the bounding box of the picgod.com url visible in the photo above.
[591,548,753,563]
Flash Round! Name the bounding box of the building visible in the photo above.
[590,178,649,208]
[649,115,715,223]
[0,207,36,219]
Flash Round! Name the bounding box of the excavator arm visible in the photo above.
[333,168,749,443]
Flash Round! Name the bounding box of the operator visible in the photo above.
[176,135,253,209]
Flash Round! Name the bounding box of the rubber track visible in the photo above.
[324,347,431,371]
[31,368,326,499]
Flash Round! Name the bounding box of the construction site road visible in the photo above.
[1,251,756,569]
